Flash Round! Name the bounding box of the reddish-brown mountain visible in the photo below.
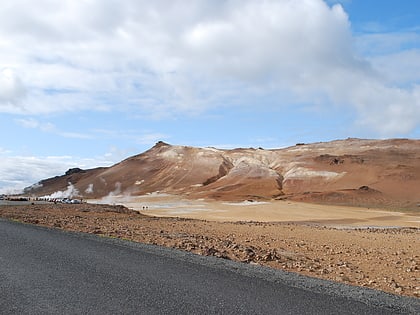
[25,139,420,210]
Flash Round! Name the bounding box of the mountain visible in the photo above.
[25,139,420,210]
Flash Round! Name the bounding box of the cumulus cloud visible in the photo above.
[0,68,26,111]
[0,156,69,194]
[0,0,418,134]
[183,1,357,79]
[351,81,420,134]
[0,154,113,195]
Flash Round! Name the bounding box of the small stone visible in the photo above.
[341,275,351,282]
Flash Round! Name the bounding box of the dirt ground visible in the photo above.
[111,194,420,228]
[1,202,419,298]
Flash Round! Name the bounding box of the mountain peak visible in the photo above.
[23,139,420,209]
[153,141,170,148]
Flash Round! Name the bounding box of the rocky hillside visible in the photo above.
[25,139,420,209]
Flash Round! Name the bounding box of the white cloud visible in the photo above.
[16,118,93,139]
[0,147,12,155]
[16,118,54,131]
[355,32,420,56]
[0,155,70,194]
[368,49,420,85]
[182,1,356,80]
[16,116,169,144]
[0,68,26,111]
[0,153,114,195]
[350,83,420,135]
[0,0,418,135]
[15,118,91,138]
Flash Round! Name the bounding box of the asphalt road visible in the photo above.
[0,219,418,314]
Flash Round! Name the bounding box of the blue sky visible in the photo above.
[1,0,419,193]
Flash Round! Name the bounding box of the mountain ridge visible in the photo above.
[25,138,420,210]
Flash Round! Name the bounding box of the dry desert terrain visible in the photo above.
[1,201,418,298]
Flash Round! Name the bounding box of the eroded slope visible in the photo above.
[25,139,420,209]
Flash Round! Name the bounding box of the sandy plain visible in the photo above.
[95,194,420,228]
[1,198,419,298]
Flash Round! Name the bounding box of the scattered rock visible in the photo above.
[1,203,418,297]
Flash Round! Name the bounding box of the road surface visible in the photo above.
[0,219,418,314]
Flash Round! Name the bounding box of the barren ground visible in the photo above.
[114,194,420,228]
[1,202,419,298]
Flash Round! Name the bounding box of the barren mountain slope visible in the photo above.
[25,139,420,209]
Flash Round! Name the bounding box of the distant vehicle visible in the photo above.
[9,197,29,202]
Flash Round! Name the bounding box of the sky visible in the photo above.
[0,0,419,194]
